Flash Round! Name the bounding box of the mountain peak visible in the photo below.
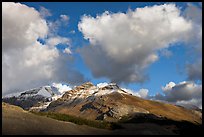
[2,81,202,126]
[82,82,94,86]
[100,83,120,90]
[75,82,95,91]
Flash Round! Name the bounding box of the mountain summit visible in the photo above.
[2,82,202,125]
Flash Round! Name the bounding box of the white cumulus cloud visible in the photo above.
[161,81,176,91]
[47,14,70,36]
[63,48,72,54]
[183,3,202,82]
[46,36,71,47]
[153,81,202,109]
[60,14,69,22]
[2,2,85,96]
[78,4,192,84]
[52,83,72,94]
[39,6,52,18]
[137,89,149,98]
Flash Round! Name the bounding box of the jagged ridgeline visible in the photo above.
[2,82,202,125]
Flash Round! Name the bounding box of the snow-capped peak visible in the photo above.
[97,82,120,90]
[97,82,109,88]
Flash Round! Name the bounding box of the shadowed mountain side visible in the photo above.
[117,113,203,135]
[2,96,48,110]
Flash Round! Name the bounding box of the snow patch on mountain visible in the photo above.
[97,82,109,88]
[68,82,130,98]
[38,87,53,97]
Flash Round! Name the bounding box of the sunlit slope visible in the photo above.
[48,90,202,124]
[2,102,111,135]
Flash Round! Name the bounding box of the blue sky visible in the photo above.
[6,2,201,97]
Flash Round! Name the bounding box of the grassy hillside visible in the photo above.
[2,102,202,135]
[119,94,202,124]
[2,102,111,135]
[31,111,121,130]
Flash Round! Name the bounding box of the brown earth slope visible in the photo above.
[2,82,202,135]
[1,103,176,135]
[2,102,202,135]
[47,90,202,124]
[2,102,111,135]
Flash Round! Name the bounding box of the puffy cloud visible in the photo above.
[63,48,72,54]
[152,81,202,108]
[161,81,176,91]
[60,14,69,23]
[52,83,72,93]
[39,6,52,18]
[46,36,71,47]
[2,2,85,96]
[2,2,48,52]
[48,21,61,35]
[47,14,70,36]
[186,60,202,81]
[176,98,202,109]
[78,4,192,84]
[136,89,149,98]
[184,3,202,82]
[159,48,172,58]
[154,4,202,108]
[123,81,202,108]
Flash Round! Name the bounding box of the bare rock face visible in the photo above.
[100,83,119,90]
[46,82,201,124]
[46,83,202,124]
[75,82,95,91]
[46,82,148,122]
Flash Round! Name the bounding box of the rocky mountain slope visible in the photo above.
[2,99,202,135]
[2,82,202,125]
[2,84,68,110]
[1,102,181,135]
[2,82,202,134]
[46,82,202,124]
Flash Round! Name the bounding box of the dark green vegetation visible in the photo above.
[31,111,121,130]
